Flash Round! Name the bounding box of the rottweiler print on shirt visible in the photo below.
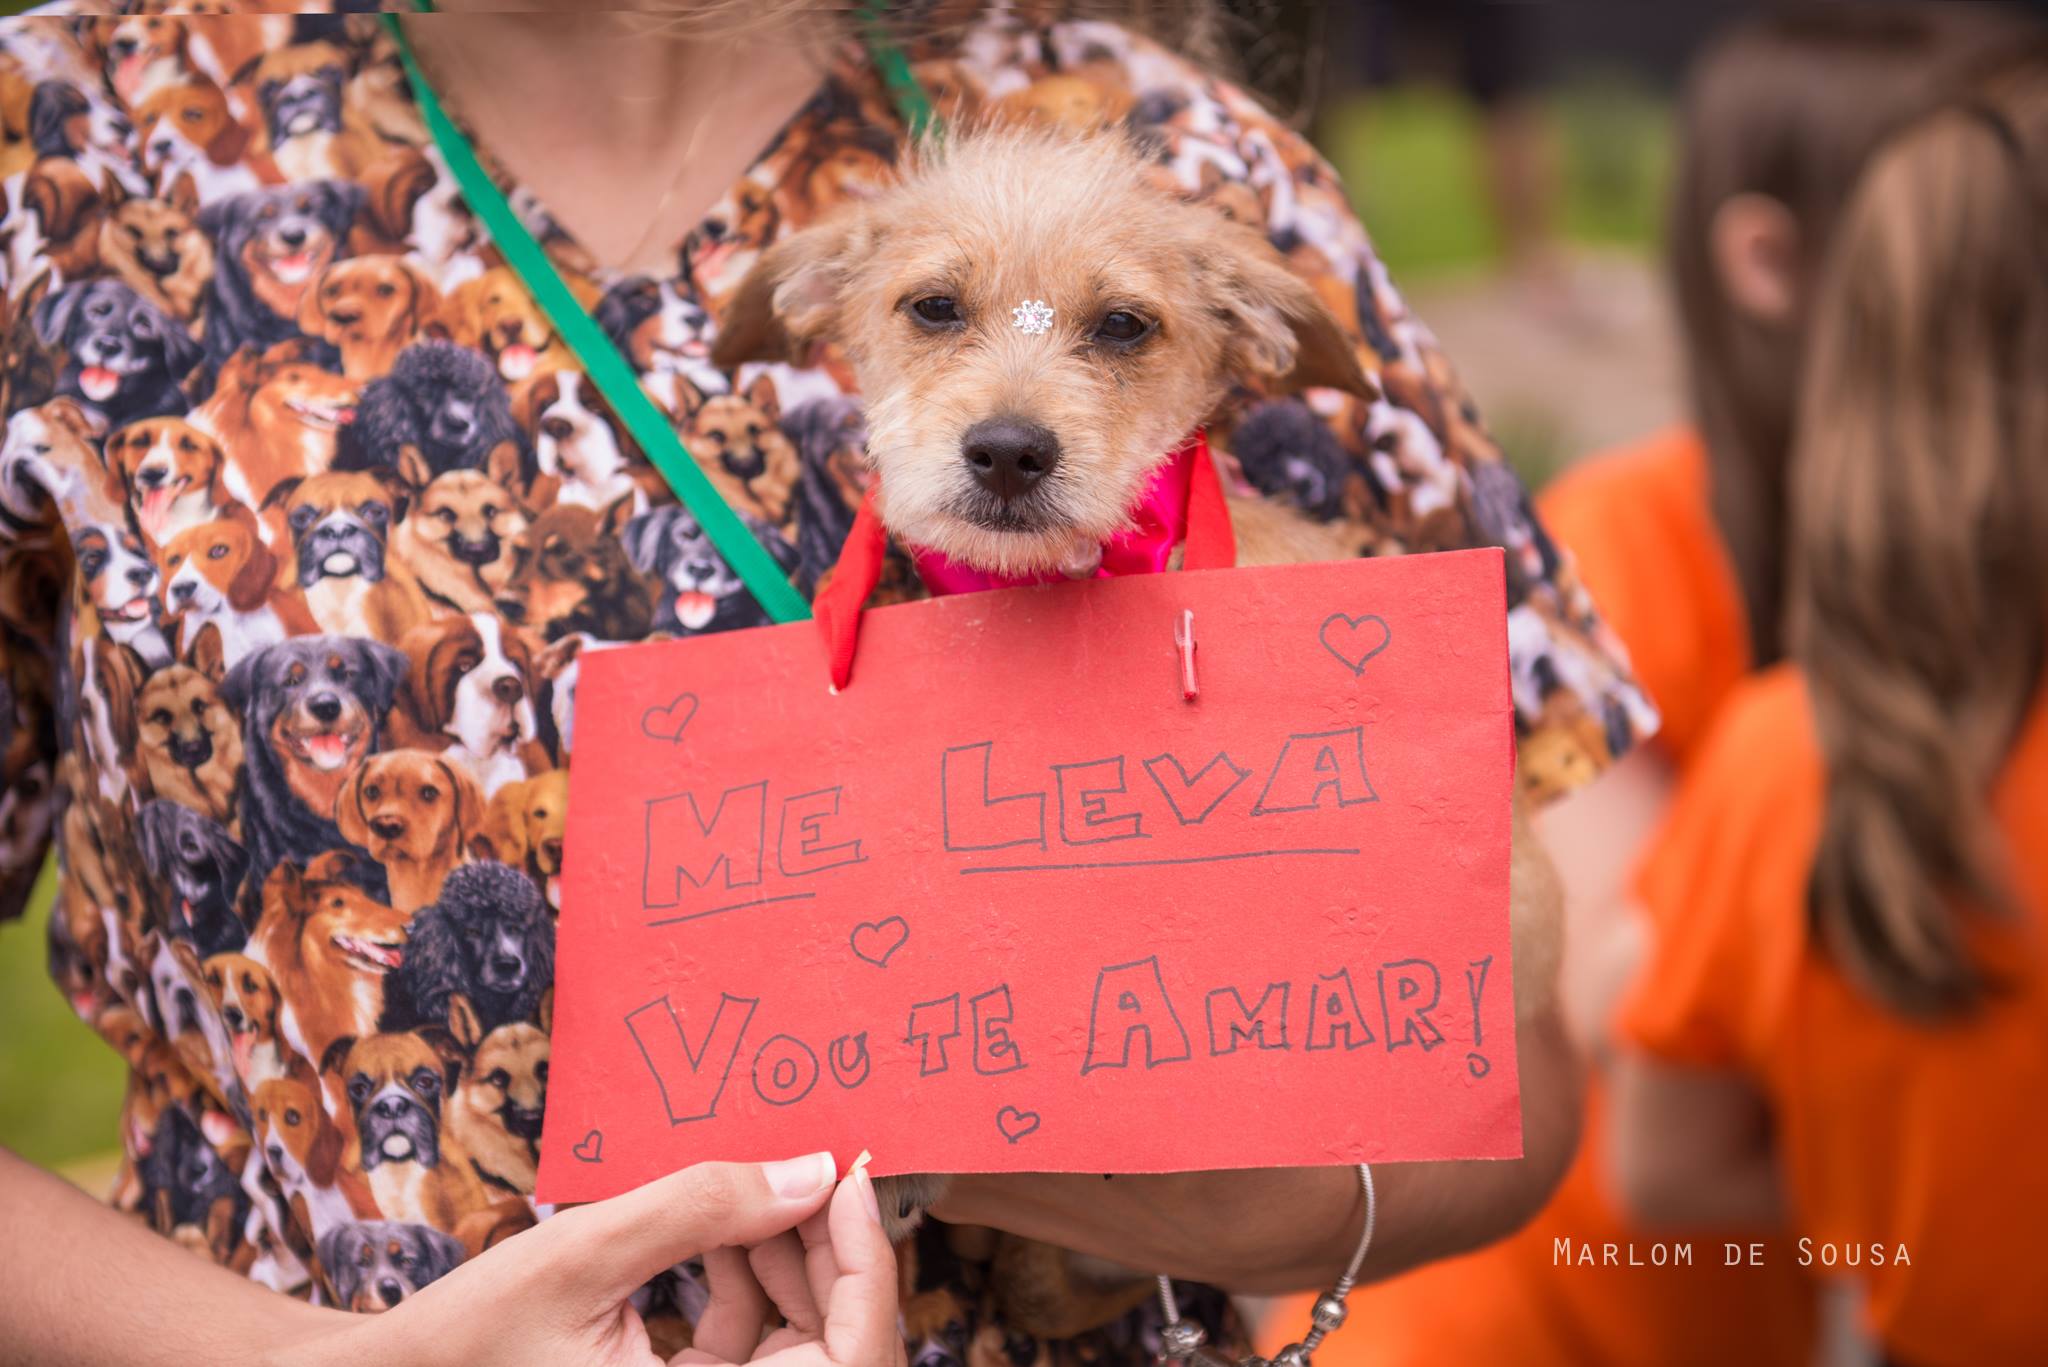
[0,5,1652,1362]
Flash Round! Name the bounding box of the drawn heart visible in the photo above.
[572,1128,604,1163]
[639,692,699,744]
[995,1106,1041,1144]
[850,916,909,968]
[1319,613,1391,676]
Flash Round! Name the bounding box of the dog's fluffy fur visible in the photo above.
[378,859,552,1035]
[712,126,1371,578]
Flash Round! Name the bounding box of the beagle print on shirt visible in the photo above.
[0,4,1651,1361]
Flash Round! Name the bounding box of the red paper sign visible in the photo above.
[538,549,1518,1202]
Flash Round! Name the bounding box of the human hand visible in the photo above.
[294,1152,902,1367]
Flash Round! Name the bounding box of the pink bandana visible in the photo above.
[910,431,1205,595]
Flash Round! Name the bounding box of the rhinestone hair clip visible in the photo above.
[1012,299,1054,335]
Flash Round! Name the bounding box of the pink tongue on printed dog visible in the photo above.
[498,344,537,381]
[676,591,716,631]
[305,733,349,768]
[80,367,119,402]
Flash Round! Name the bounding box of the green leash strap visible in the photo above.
[381,10,812,624]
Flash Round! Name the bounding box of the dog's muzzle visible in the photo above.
[359,1086,438,1169]
[298,512,385,584]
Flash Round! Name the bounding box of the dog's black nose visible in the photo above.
[126,565,155,588]
[369,817,405,841]
[377,1279,403,1308]
[489,953,523,982]
[136,466,166,488]
[278,225,307,248]
[170,579,197,604]
[490,675,523,705]
[170,734,212,768]
[962,418,1061,502]
[370,1096,410,1119]
[307,694,342,723]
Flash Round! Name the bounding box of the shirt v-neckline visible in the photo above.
[381,20,892,299]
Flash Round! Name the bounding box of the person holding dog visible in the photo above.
[0,2,1649,1362]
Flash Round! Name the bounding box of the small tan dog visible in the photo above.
[712,132,1568,1332]
[711,126,1372,580]
[712,126,1379,1245]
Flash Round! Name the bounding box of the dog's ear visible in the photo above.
[401,260,443,331]
[155,307,201,379]
[1203,225,1374,400]
[744,373,780,424]
[482,440,524,498]
[31,282,83,346]
[364,148,436,245]
[355,640,410,717]
[367,465,412,523]
[600,491,637,540]
[183,619,226,682]
[95,430,133,507]
[295,265,334,338]
[467,832,498,863]
[319,1034,356,1080]
[333,760,371,848]
[217,644,262,717]
[225,532,279,614]
[260,474,303,514]
[321,180,368,235]
[203,106,250,167]
[393,443,434,493]
[447,992,483,1053]
[169,935,204,985]
[439,758,483,851]
[481,780,529,868]
[304,1102,343,1187]
[709,206,873,368]
[164,172,200,219]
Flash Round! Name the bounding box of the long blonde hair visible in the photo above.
[1790,52,2048,1015]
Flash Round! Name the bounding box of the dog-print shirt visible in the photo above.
[0,5,1655,1361]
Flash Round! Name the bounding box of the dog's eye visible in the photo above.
[358,502,388,527]
[419,784,439,803]
[148,708,171,727]
[434,508,456,525]
[286,662,307,685]
[207,543,228,559]
[284,1107,300,1126]
[411,1067,440,1097]
[376,283,396,298]
[487,1069,510,1090]
[535,1059,548,1082]
[289,505,318,532]
[347,1074,371,1103]
[363,783,381,801]
[481,505,499,521]
[909,296,962,328]
[1094,311,1154,347]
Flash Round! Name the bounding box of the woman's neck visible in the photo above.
[404,5,835,273]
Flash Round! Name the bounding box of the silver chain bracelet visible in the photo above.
[1156,1163,1376,1367]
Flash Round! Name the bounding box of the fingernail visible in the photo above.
[856,1168,883,1225]
[763,1151,834,1199]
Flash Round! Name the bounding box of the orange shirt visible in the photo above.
[1621,669,2048,1366]
[1259,429,1812,1367]
[1537,426,1751,764]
